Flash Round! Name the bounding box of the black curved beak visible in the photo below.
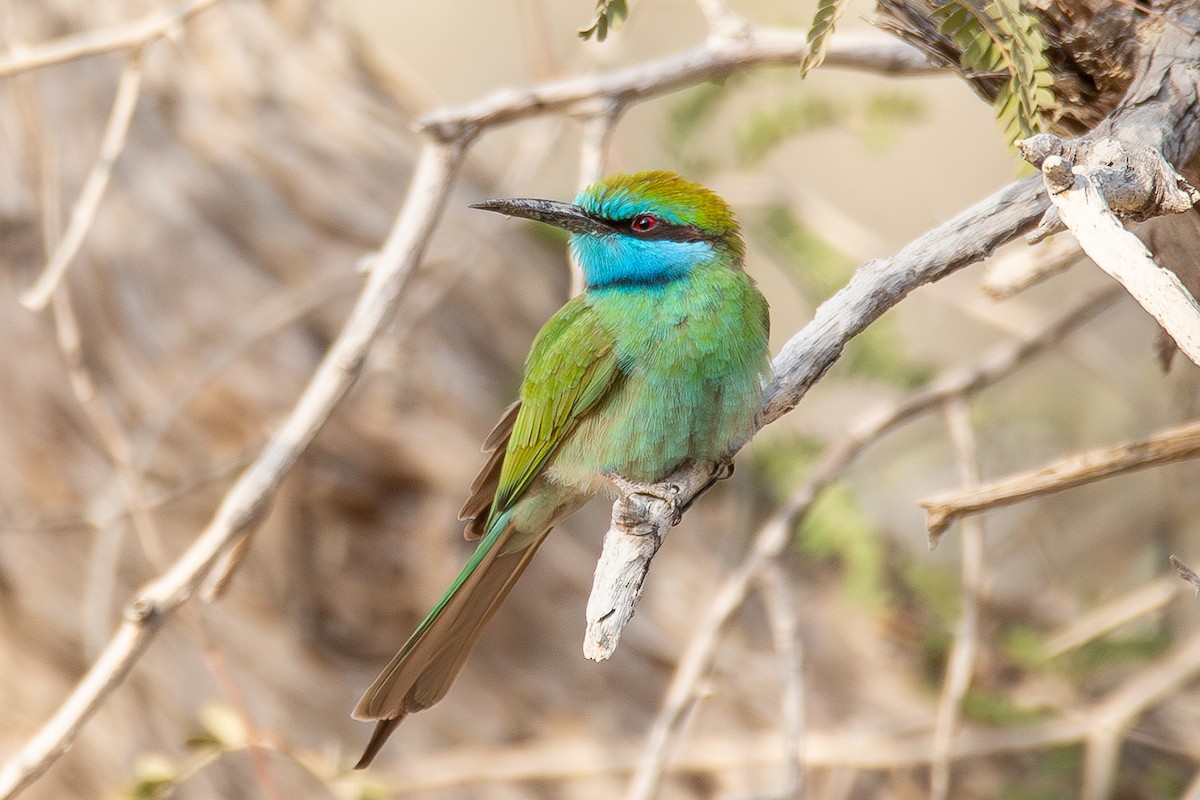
[470,198,614,236]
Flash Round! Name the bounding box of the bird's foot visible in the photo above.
[606,472,683,526]
[713,459,734,482]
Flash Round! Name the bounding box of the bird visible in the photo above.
[352,170,770,768]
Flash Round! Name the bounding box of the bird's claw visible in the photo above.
[606,472,683,526]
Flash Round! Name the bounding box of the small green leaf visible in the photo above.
[578,0,628,42]
[199,703,248,748]
[933,0,1056,151]
[800,0,850,77]
[122,754,177,799]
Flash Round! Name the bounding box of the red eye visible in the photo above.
[631,214,658,232]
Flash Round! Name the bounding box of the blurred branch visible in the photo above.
[379,722,1089,794]
[19,51,144,311]
[0,138,469,800]
[930,397,984,800]
[759,565,806,800]
[0,0,221,78]
[922,417,1200,546]
[619,286,1113,800]
[981,233,1081,299]
[378,633,1200,796]
[693,0,749,39]
[419,30,938,141]
[1082,632,1200,800]
[1045,574,1188,657]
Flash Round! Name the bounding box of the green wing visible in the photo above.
[486,295,620,525]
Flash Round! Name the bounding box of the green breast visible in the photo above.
[548,262,769,490]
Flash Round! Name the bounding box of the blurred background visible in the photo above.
[2,0,1199,798]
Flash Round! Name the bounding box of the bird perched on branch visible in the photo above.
[352,171,770,767]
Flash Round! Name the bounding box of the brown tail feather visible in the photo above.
[354,717,404,769]
[352,525,550,768]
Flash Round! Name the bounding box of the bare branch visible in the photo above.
[759,565,806,800]
[419,30,938,141]
[693,0,750,40]
[1021,135,1200,366]
[922,418,1200,545]
[981,233,1081,299]
[1046,574,1188,657]
[0,0,221,78]
[0,139,469,800]
[930,397,984,800]
[19,51,144,311]
[1083,633,1200,800]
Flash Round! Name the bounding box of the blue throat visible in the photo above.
[571,234,715,290]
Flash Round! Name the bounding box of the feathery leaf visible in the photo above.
[800,0,850,77]
[579,0,629,42]
[933,0,1056,149]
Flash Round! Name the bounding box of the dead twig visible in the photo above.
[930,396,985,800]
[0,0,221,78]
[922,418,1200,546]
[759,565,806,799]
[20,51,145,311]
[419,31,938,142]
[1082,632,1200,800]
[1046,574,1189,656]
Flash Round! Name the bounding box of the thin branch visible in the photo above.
[378,699,1152,795]
[0,0,221,78]
[419,30,938,141]
[981,233,1082,299]
[693,0,750,40]
[1045,574,1188,657]
[19,51,145,311]
[0,138,469,800]
[922,417,1200,545]
[619,286,1112,800]
[361,634,1200,796]
[759,565,806,800]
[1083,632,1200,800]
[930,396,985,800]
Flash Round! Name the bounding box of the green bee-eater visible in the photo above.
[353,171,770,767]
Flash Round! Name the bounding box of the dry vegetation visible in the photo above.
[2,1,1200,799]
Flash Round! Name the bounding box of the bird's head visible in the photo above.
[472,171,744,290]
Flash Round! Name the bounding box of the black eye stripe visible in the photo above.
[616,218,707,242]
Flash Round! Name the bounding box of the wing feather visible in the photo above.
[460,296,620,539]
